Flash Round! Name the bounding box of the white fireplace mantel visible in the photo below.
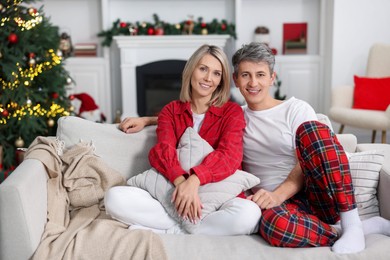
[114,35,231,117]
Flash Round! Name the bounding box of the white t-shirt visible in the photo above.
[242,97,317,192]
[192,112,205,133]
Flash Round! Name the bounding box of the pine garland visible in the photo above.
[97,14,236,47]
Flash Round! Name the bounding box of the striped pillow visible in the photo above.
[347,150,385,219]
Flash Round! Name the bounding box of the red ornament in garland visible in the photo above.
[147,27,155,35]
[201,22,207,28]
[154,27,164,35]
[120,22,127,28]
[8,33,18,44]
[221,23,227,30]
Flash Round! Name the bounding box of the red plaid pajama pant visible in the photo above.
[259,121,356,247]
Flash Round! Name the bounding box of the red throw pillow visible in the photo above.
[353,75,390,111]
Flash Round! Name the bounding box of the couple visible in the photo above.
[105,42,390,254]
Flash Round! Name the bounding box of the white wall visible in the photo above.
[330,0,390,87]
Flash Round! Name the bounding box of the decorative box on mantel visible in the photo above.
[114,35,231,117]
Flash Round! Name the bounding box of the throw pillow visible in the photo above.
[346,150,385,219]
[127,127,260,233]
[352,75,390,111]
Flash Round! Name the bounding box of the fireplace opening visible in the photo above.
[136,60,187,116]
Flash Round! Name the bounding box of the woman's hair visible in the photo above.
[232,42,275,76]
[180,44,231,107]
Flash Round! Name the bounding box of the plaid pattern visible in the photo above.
[149,101,246,185]
[259,121,356,247]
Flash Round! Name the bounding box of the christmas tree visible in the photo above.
[0,0,72,175]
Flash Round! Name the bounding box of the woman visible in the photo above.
[105,44,260,235]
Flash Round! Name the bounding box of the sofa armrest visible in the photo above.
[0,159,48,260]
[356,143,390,220]
[331,85,354,108]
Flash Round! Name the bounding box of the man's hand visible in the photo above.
[118,117,150,133]
[247,189,283,210]
[172,175,202,223]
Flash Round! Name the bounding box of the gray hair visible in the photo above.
[232,42,275,76]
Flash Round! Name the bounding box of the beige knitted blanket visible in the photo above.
[25,136,167,260]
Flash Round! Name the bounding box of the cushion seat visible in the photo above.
[329,107,390,130]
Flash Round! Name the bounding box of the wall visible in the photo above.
[34,0,102,54]
[330,0,390,88]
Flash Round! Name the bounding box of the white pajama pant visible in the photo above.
[104,186,261,235]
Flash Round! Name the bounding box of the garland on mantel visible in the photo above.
[97,14,236,47]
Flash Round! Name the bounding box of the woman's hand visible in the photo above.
[172,175,202,223]
[119,117,154,133]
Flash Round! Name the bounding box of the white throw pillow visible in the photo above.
[127,127,260,233]
[346,150,385,219]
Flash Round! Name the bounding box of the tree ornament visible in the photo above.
[15,137,25,148]
[0,4,3,12]
[8,33,18,44]
[51,92,59,99]
[47,118,55,127]
[28,7,37,16]
[29,57,36,67]
[1,109,9,117]
[26,98,32,106]
[66,77,72,85]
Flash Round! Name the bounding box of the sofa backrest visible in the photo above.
[56,116,357,180]
[57,116,156,180]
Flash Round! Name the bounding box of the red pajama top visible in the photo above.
[148,100,246,185]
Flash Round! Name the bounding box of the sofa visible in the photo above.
[1,115,390,260]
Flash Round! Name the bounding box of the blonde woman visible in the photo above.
[106,45,260,235]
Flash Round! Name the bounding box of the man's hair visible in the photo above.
[232,42,275,76]
[180,44,231,107]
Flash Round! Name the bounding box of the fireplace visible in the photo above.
[136,60,186,116]
[114,35,231,117]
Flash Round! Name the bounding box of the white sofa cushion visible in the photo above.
[127,127,260,233]
[346,150,385,219]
